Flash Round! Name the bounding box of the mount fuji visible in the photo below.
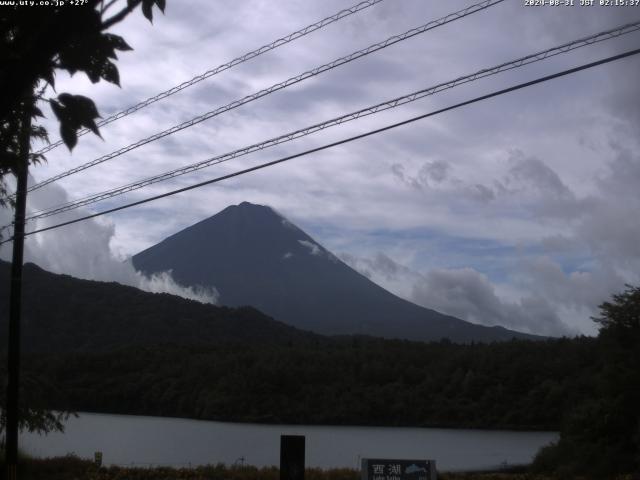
[132,202,539,343]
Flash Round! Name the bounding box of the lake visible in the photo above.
[21,413,557,471]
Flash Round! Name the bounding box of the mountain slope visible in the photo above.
[0,260,316,353]
[132,202,539,342]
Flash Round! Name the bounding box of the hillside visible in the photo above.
[0,260,316,353]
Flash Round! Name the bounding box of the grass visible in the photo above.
[0,455,635,480]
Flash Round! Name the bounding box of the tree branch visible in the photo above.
[101,0,120,15]
[101,0,142,30]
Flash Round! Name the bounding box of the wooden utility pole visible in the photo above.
[5,106,31,480]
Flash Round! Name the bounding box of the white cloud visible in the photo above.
[341,252,574,336]
[136,269,219,304]
[298,239,321,256]
[341,140,640,336]
[0,177,218,305]
[410,267,574,337]
[340,252,422,300]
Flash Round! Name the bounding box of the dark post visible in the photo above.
[5,107,31,480]
[280,435,305,480]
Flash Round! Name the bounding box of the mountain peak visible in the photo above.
[239,201,260,207]
[236,201,269,210]
[217,201,282,220]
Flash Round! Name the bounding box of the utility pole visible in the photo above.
[5,105,31,480]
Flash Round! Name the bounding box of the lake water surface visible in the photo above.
[21,413,557,472]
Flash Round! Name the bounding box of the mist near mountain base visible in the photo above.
[0,177,218,305]
[340,252,577,337]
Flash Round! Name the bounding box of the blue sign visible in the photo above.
[361,459,436,480]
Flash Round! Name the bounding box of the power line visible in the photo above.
[34,0,387,156]
[24,20,640,222]
[24,0,505,194]
[3,47,638,246]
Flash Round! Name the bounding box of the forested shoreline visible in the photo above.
[19,336,596,431]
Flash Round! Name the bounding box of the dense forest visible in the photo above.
[20,337,597,430]
[532,286,640,478]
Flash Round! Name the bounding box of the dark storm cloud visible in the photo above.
[499,152,589,220]
[390,159,451,191]
[467,184,495,204]
[506,153,573,199]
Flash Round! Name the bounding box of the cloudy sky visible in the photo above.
[2,0,640,336]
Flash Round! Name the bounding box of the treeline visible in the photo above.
[0,261,317,354]
[531,286,640,478]
[21,336,597,431]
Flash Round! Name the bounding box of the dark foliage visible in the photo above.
[0,0,165,204]
[533,285,640,478]
[0,365,74,438]
[16,337,598,431]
